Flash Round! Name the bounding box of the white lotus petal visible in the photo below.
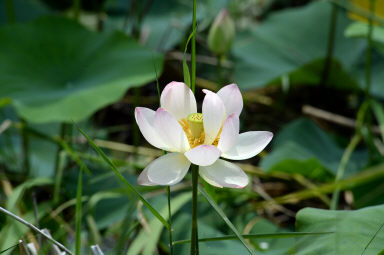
[217,84,243,116]
[135,107,166,150]
[199,159,248,188]
[222,131,273,160]
[154,108,190,152]
[160,81,197,121]
[138,168,157,186]
[184,145,221,166]
[202,89,225,145]
[141,153,191,185]
[218,114,239,153]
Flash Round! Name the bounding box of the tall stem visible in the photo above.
[330,133,361,209]
[190,164,199,255]
[167,186,174,254]
[190,0,198,253]
[191,0,197,94]
[217,54,223,87]
[5,0,15,23]
[365,0,375,98]
[320,3,338,87]
[73,0,81,21]
[21,119,30,176]
[75,170,83,255]
[330,0,375,210]
[133,87,141,157]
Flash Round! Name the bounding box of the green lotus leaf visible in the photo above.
[0,16,163,123]
[233,1,365,90]
[295,204,384,254]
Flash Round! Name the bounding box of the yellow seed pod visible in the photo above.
[187,113,204,139]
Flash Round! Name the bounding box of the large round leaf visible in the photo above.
[295,204,384,254]
[233,1,365,90]
[0,0,49,25]
[0,16,163,123]
[260,118,368,178]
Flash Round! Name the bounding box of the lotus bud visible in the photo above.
[208,9,235,55]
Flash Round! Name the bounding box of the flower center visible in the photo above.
[179,113,222,149]
[187,113,204,139]
[179,113,205,149]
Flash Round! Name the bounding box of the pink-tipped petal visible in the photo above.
[135,107,166,150]
[202,89,226,145]
[141,153,191,186]
[221,131,273,160]
[218,114,239,153]
[138,168,157,186]
[184,144,221,166]
[217,84,243,116]
[199,159,249,188]
[154,108,190,153]
[160,81,197,121]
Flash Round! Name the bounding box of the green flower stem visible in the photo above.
[320,3,338,87]
[133,87,142,156]
[217,54,224,87]
[190,0,198,253]
[330,101,368,210]
[191,0,197,94]
[5,0,15,23]
[20,119,30,175]
[190,164,199,255]
[75,170,83,255]
[365,0,375,98]
[167,186,174,255]
[330,1,375,210]
[330,133,361,210]
[73,0,81,21]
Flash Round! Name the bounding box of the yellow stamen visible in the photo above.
[179,113,223,148]
[179,118,205,148]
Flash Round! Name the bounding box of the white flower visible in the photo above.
[135,82,273,188]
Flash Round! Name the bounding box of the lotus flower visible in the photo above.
[135,82,273,188]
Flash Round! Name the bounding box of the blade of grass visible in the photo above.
[0,242,20,254]
[90,245,104,255]
[257,163,384,209]
[199,186,256,255]
[75,170,83,255]
[183,58,191,88]
[54,151,67,204]
[361,221,384,255]
[166,185,174,255]
[183,27,196,88]
[370,100,384,142]
[153,52,174,254]
[327,0,384,26]
[330,133,362,209]
[0,206,73,254]
[58,140,90,175]
[173,231,333,245]
[41,229,66,255]
[20,119,30,176]
[19,239,32,255]
[77,126,170,230]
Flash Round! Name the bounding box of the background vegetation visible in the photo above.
[1,0,384,254]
